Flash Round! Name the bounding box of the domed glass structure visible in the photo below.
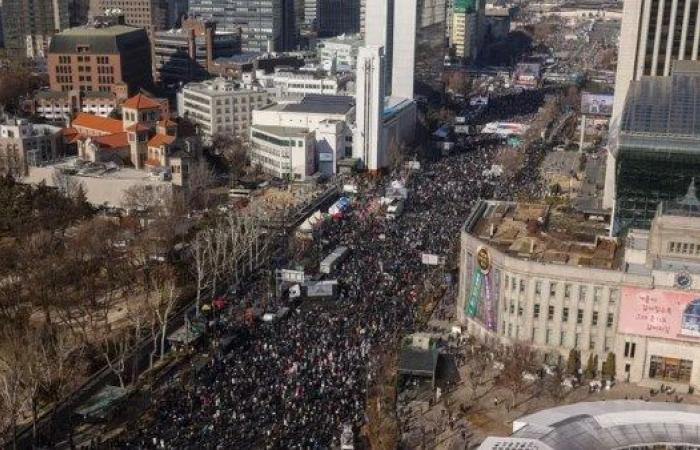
[681,298,700,337]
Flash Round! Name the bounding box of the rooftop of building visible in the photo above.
[72,113,124,134]
[260,95,354,115]
[182,78,264,95]
[49,24,148,54]
[478,400,700,450]
[621,61,700,138]
[317,33,363,45]
[251,124,311,138]
[464,200,618,269]
[122,94,162,110]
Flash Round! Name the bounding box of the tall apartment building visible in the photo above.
[176,78,273,143]
[2,0,70,58]
[188,0,297,52]
[317,0,361,37]
[606,0,700,210]
[89,0,187,33]
[153,19,241,88]
[450,0,485,62]
[48,19,153,98]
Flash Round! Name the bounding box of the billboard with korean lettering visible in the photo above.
[618,287,700,341]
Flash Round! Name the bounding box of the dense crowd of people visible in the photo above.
[115,93,549,450]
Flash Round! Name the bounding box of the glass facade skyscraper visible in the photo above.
[189,0,297,52]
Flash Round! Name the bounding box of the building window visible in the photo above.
[562,307,569,322]
[507,323,512,337]
[547,305,555,321]
[531,327,537,341]
[535,280,541,297]
[592,311,599,326]
[589,336,596,350]
[594,287,602,303]
[545,328,552,345]
[606,313,614,328]
[609,288,619,306]
[649,356,693,383]
[624,341,636,358]
[575,333,581,349]
[519,280,525,293]
[579,285,587,302]
[577,308,584,324]
[549,282,557,298]
[564,283,571,300]
[518,305,523,316]
[509,303,514,314]
[560,331,566,346]
[533,304,540,318]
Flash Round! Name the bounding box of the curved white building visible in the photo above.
[479,400,700,449]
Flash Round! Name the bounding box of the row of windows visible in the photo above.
[252,131,304,148]
[97,66,115,74]
[505,274,619,305]
[668,241,700,255]
[56,75,72,84]
[525,303,615,327]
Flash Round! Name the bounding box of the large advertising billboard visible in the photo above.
[618,287,700,341]
[580,92,614,116]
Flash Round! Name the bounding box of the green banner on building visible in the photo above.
[466,269,483,317]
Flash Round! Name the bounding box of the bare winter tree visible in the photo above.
[496,343,538,412]
[150,265,179,362]
[52,168,84,199]
[0,323,32,450]
[185,160,216,211]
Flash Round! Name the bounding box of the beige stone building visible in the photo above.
[460,191,700,389]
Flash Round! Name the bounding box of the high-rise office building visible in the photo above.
[2,0,70,58]
[610,61,700,231]
[152,19,241,88]
[364,0,446,99]
[450,0,485,62]
[188,0,297,53]
[317,0,360,37]
[354,45,386,171]
[89,0,187,33]
[605,0,700,210]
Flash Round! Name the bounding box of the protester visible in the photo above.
[117,93,548,450]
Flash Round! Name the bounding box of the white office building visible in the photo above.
[251,95,355,179]
[317,33,363,71]
[247,69,348,98]
[176,78,273,143]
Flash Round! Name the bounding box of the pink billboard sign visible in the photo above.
[618,287,700,341]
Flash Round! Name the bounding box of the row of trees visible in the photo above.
[191,212,266,314]
[0,176,196,447]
